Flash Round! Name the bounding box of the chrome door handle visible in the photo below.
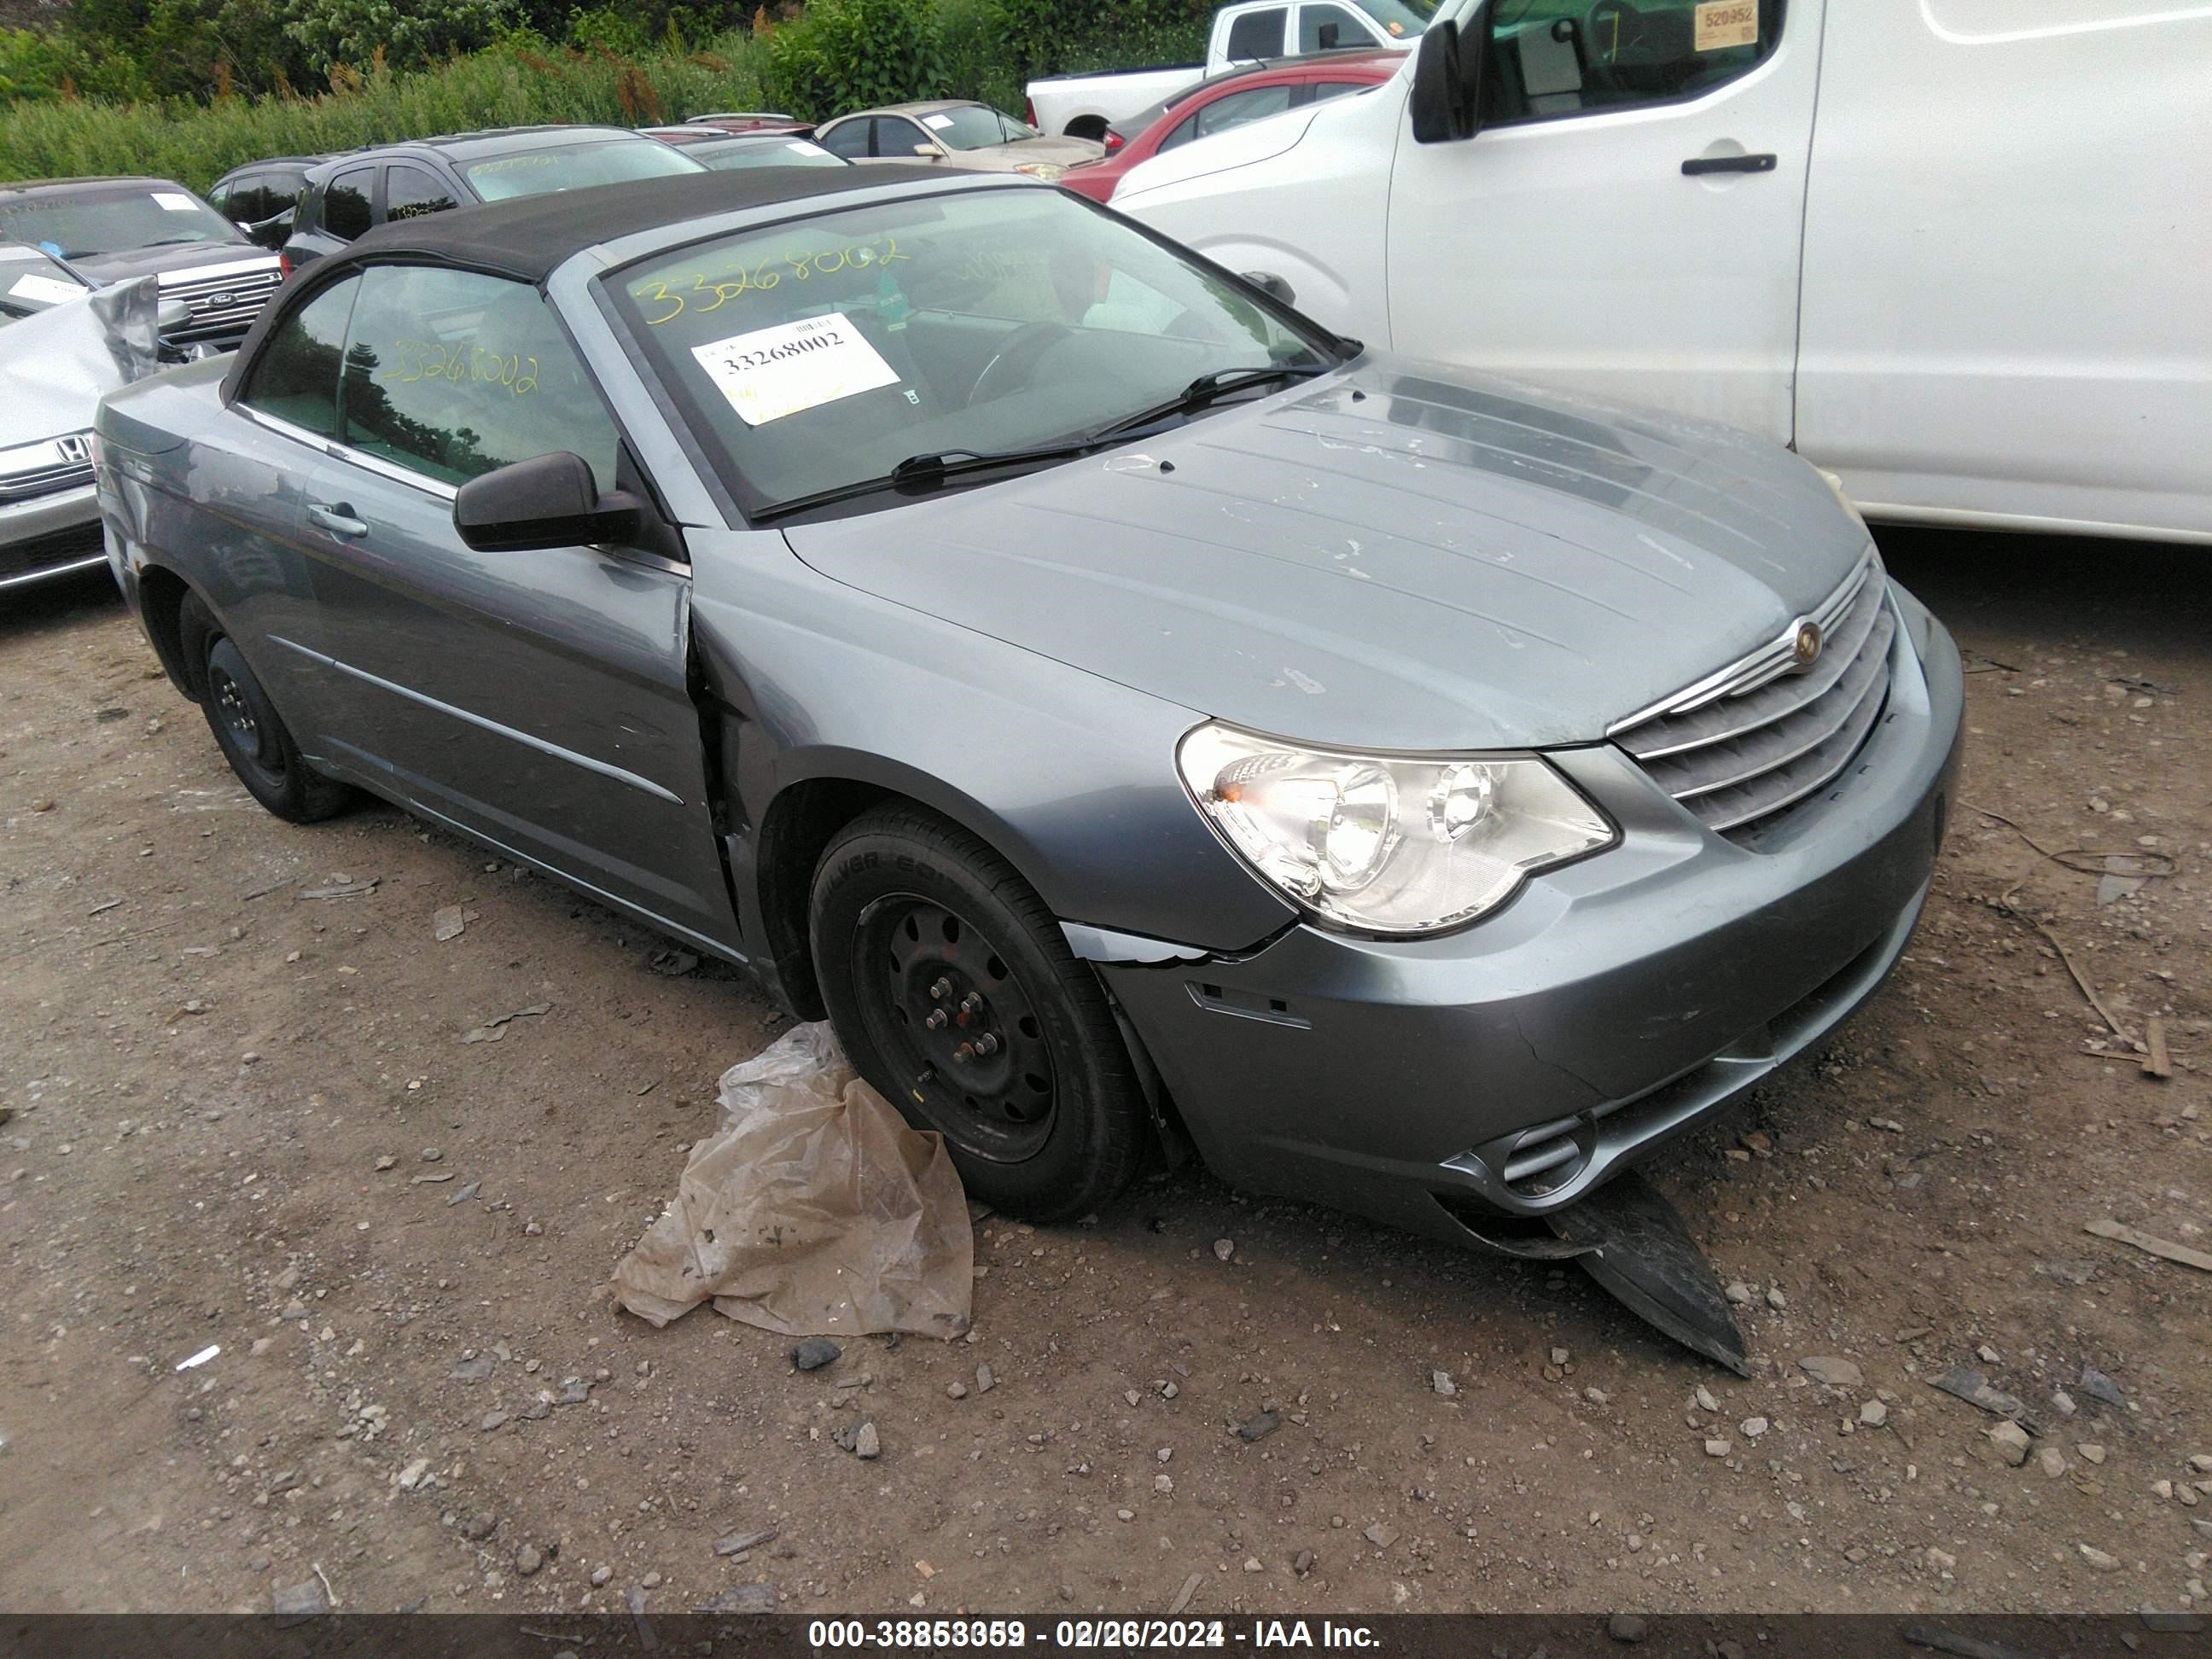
[307,503,368,538]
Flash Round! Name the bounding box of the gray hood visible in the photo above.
[784,355,1871,751]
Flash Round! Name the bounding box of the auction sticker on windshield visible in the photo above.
[690,313,899,425]
[9,273,82,306]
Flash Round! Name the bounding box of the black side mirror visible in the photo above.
[453,451,643,552]
[1411,15,1485,144]
[1241,271,1297,306]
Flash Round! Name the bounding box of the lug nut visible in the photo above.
[929,976,952,1000]
[959,992,985,1016]
[973,1033,1000,1057]
[924,1008,948,1031]
[952,1043,974,1065]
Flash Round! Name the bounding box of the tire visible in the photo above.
[810,803,1146,1223]
[180,591,352,824]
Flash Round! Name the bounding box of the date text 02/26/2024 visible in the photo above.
[806,1621,1383,1650]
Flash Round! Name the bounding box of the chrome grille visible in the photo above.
[0,457,94,503]
[157,259,283,346]
[1611,549,1895,836]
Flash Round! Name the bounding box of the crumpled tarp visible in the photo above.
[612,1022,974,1339]
[0,276,165,449]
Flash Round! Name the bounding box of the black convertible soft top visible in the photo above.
[353,162,952,283]
[222,162,968,402]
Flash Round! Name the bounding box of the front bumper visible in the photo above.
[0,484,106,591]
[1100,580,1964,1243]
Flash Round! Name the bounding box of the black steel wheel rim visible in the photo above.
[208,650,285,789]
[853,894,1058,1163]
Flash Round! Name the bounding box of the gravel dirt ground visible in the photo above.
[1,526,2207,1619]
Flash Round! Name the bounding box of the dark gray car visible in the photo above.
[95,168,1961,1297]
[282,127,705,270]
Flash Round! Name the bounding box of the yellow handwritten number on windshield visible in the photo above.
[632,236,911,325]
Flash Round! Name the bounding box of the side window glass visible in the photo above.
[239,277,358,438]
[1308,78,1370,102]
[1222,6,1286,60]
[323,169,373,241]
[1298,3,1374,50]
[885,119,928,156]
[1195,84,1295,138]
[1157,113,1200,152]
[339,265,622,492]
[385,165,457,223]
[818,119,870,160]
[1485,0,1779,124]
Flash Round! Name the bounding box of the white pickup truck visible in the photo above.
[1025,0,1425,139]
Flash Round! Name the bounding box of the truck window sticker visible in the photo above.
[1693,0,1759,50]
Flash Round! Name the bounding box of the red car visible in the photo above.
[1057,50,1401,204]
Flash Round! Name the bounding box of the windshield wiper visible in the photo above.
[754,434,1135,521]
[752,364,1334,522]
[1091,362,1332,440]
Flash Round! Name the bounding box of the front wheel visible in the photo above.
[809,804,1146,1222]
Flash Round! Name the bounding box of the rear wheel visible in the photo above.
[810,804,1145,1222]
[181,592,351,824]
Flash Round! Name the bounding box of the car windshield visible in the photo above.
[608,184,1336,518]
[0,242,89,318]
[1363,0,1438,34]
[0,184,240,260]
[459,137,704,202]
[923,105,1040,150]
[696,138,847,172]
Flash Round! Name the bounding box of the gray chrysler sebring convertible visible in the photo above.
[96,166,1962,1285]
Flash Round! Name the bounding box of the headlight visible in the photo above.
[1014,162,1066,181]
[1177,723,1615,934]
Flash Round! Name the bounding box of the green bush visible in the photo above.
[0,32,772,192]
[566,3,656,55]
[934,0,1021,116]
[760,0,946,119]
[0,27,97,102]
[286,0,521,76]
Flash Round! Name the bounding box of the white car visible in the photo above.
[0,260,173,592]
[1117,0,2212,545]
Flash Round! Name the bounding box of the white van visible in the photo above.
[1117,0,2212,544]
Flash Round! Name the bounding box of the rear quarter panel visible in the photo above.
[98,364,327,711]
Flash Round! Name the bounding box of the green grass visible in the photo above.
[0,32,775,193]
